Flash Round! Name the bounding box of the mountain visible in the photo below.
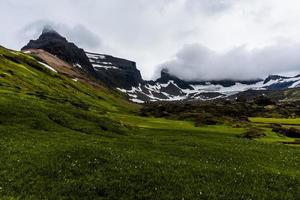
[86,52,143,89]
[22,28,143,89]
[22,28,95,76]
[22,29,300,103]
[119,70,300,103]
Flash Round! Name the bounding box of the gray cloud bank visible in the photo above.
[2,0,300,80]
[160,43,300,81]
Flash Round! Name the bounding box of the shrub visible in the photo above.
[272,126,300,138]
[195,113,219,126]
[240,127,266,139]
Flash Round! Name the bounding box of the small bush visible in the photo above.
[272,126,300,138]
[195,113,219,126]
[240,127,266,139]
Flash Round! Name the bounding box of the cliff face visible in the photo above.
[86,52,143,89]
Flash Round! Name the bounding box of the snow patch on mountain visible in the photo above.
[93,64,119,70]
[290,80,300,88]
[86,52,120,70]
[118,74,300,103]
[38,61,57,73]
[74,63,83,69]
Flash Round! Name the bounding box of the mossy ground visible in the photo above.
[0,47,300,199]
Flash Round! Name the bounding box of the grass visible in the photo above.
[250,117,300,125]
[0,46,300,199]
[249,117,300,145]
[1,118,299,199]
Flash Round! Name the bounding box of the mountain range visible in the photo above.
[21,28,300,103]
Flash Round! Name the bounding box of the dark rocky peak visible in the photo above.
[160,68,172,79]
[38,27,67,42]
[156,68,193,90]
[42,25,58,34]
[22,27,95,75]
[159,68,184,83]
[160,82,185,96]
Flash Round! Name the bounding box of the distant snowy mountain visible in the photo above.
[117,70,300,103]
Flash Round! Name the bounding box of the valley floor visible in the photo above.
[0,114,299,199]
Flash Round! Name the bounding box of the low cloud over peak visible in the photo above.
[21,21,102,50]
[159,43,300,81]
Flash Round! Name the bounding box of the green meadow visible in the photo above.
[0,47,299,199]
[250,117,300,125]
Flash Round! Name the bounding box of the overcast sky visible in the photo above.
[1,0,300,80]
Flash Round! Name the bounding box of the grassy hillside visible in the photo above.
[0,47,300,199]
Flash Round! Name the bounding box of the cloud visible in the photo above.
[184,0,236,15]
[1,0,300,80]
[20,20,102,50]
[159,43,300,81]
